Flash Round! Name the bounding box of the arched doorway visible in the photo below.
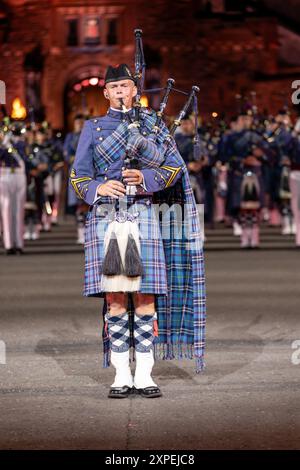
[64,73,108,131]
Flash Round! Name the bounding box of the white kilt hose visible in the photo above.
[290,171,300,246]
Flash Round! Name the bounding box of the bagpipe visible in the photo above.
[121,28,201,172]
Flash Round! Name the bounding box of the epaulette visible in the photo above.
[88,116,106,124]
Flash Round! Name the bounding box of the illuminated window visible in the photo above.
[65,15,120,48]
[84,17,101,45]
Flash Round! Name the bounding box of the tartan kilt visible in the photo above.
[83,196,168,297]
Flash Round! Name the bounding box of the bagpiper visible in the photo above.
[220,112,267,248]
[70,48,206,399]
[265,112,297,236]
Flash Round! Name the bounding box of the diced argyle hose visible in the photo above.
[134,312,157,352]
[105,311,130,353]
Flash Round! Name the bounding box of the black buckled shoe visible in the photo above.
[136,386,162,398]
[5,248,16,255]
[108,385,132,399]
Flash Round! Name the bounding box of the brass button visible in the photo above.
[94,119,98,123]
[99,136,103,141]
[122,119,126,123]
[96,127,101,131]
[142,131,147,136]
[121,166,125,170]
[104,167,108,171]
[104,176,108,180]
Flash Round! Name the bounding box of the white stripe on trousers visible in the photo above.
[290,171,300,246]
[0,169,26,249]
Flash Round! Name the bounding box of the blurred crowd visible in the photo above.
[0,114,90,254]
[175,108,300,247]
[1,106,300,255]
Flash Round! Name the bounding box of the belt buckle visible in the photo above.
[115,209,128,223]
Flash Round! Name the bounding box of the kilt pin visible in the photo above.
[70,105,206,396]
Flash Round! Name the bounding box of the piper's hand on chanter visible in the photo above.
[122,169,143,185]
[97,180,126,198]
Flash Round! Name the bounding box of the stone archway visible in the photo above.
[43,58,108,130]
[43,51,133,129]
[64,80,107,131]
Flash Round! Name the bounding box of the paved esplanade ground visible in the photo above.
[0,218,299,450]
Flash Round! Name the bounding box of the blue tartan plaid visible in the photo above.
[152,169,206,373]
[126,129,165,168]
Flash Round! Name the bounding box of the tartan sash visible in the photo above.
[95,121,128,170]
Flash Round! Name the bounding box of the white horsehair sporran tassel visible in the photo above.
[101,212,143,292]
